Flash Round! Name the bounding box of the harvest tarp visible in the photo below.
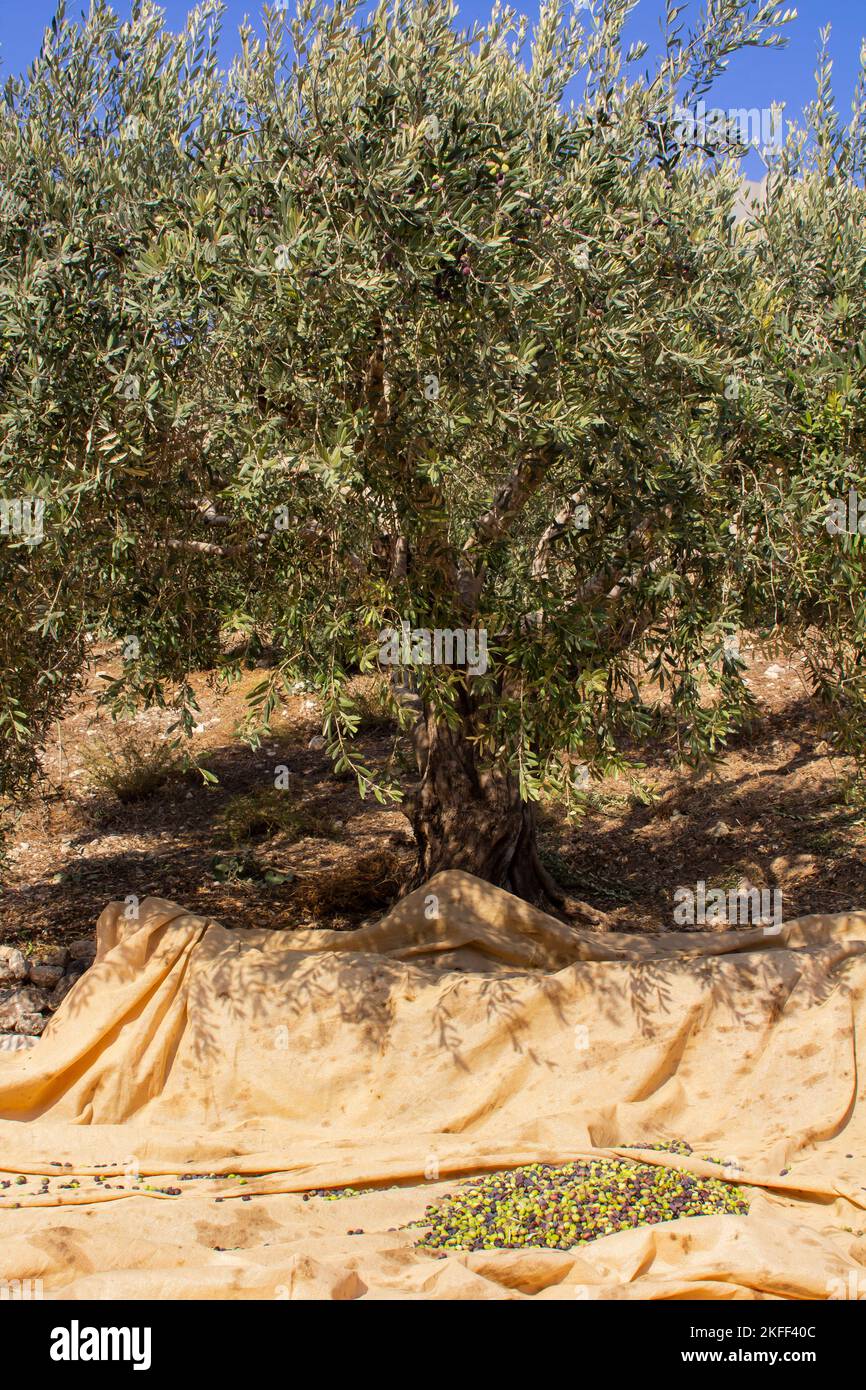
[0,870,864,1299]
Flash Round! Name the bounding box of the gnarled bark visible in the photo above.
[406,694,606,923]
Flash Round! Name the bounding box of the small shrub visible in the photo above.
[217,787,335,846]
[210,850,295,884]
[82,728,182,803]
[353,677,395,733]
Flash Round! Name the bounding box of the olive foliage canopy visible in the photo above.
[1,0,864,890]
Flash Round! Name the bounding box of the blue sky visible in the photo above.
[2,1,864,176]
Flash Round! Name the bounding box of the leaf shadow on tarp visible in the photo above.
[23,833,864,1121]
[138,903,861,1093]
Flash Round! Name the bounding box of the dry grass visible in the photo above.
[82,728,182,803]
[291,847,405,917]
[216,786,337,847]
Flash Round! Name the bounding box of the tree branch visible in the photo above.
[531,491,586,580]
[459,445,559,609]
[164,535,268,558]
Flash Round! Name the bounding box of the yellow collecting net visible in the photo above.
[1,871,863,1299]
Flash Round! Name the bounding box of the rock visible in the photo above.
[307,734,326,751]
[68,938,96,963]
[17,1013,46,1037]
[764,663,787,680]
[34,945,68,969]
[0,986,50,1031]
[49,974,79,1010]
[708,820,733,839]
[24,984,50,1010]
[29,962,65,988]
[0,946,28,986]
[0,1033,38,1052]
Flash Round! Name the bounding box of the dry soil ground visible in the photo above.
[1,642,864,950]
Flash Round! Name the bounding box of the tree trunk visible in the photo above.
[407,698,601,919]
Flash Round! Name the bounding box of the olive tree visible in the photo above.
[742,32,866,780]
[0,0,229,801]
[2,0,864,906]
